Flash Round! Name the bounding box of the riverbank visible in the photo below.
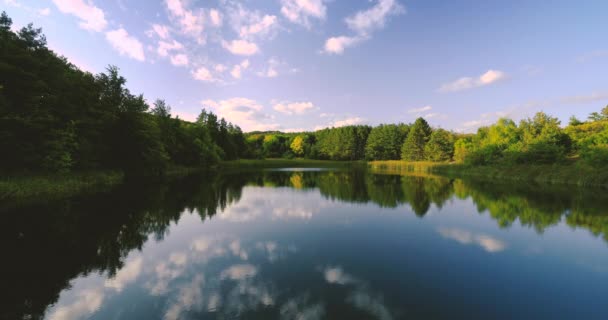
[0,171,124,203]
[220,159,366,169]
[368,160,608,188]
[0,166,213,204]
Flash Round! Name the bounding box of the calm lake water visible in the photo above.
[3,168,608,320]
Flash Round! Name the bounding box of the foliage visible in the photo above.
[365,124,409,160]
[401,118,432,161]
[0,13,245,177]
[425,129,454,161]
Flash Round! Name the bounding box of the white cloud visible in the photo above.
[105,28,145,61]
[257,58,289,78]
[164,275,204,320]
[323,36,363,55]
[202,98,279,131]
[324,266,356,285]
[157,39,183,57]
[265,68,278,78]
[192,67,217,82]
[239,14,277,39]
[105,256,143,292]
[149,24,170,39]
[222,39,260,56]
[220,264,258,280]
[230,59,250,79]
[323,0,403,54]
[437,227,507,253]
[439,69,506,92]
[280,0,327,28]
[345,0,404,35]
[215,64,227,72]
[52,0,107,32]
[315,117,366,130]
[165,0,205,42]
[48,289,105,320]
[170,53,189,66]
[348,290,394,320]
[209,9,222,27]
[333,117,365,127]
[39,7,51,16]
[273,101,316,115]
[408,105,432,113]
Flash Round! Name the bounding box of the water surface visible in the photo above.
[3,169,608,320]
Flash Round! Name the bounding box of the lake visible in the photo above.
[3,168,608,320]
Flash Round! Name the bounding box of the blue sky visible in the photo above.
[3,0,608,132]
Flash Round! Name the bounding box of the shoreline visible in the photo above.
[2,159,606,203]
[368,160,608,188]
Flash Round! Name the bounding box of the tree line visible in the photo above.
[0,12,246,177]
[2,11,607,176]
[249,107,608,166]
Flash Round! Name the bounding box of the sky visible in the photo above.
[2,0,608,132]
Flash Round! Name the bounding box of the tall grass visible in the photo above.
[221,158,366,169]
[369,160,608,188]
[0,171,124,203]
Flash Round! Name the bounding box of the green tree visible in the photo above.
[290,135,306,157]
[401,118,432,161]
[425,129,454,162]
[365,124,409,160]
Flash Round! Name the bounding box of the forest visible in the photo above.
[248,108,608,167]
[2,11,607,179]
[0,12,245,177]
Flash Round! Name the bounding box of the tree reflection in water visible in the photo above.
[1,168,608,319]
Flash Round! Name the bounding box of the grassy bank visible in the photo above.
[221,158,366,169]
[0,166,216,204]
[369,160,608,188]
[0,171,124,203]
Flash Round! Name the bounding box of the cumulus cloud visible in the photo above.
[165,0,205,42]
[157,39,183,57]
[439,69,506,92]
[105,256,143,292]
[345,0,404,35]
[192,67,217,82]
[222,39,260,56]
[226,4,278,40]
[239,14,277,39]
[209,9,222,27]
[280,295,325,320]
[437,227,507,253]
[215,64,227,72]
[164,275,205,320]
[324,36,363,55]
[231,59,250,79]
[202,98,278,131]
[324,266,356,285]
[52,0,107,32]
[407,105,432,113]
[105,28,145,61]
[170,53,189,66]
[220,264,258,280]
[332,117,365,127]
[280,0,327,28]
[324,0,404,54]
[47,289,104,320]
[273,101,316,115]
[149,24,170,39]
[257,58,293,78]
